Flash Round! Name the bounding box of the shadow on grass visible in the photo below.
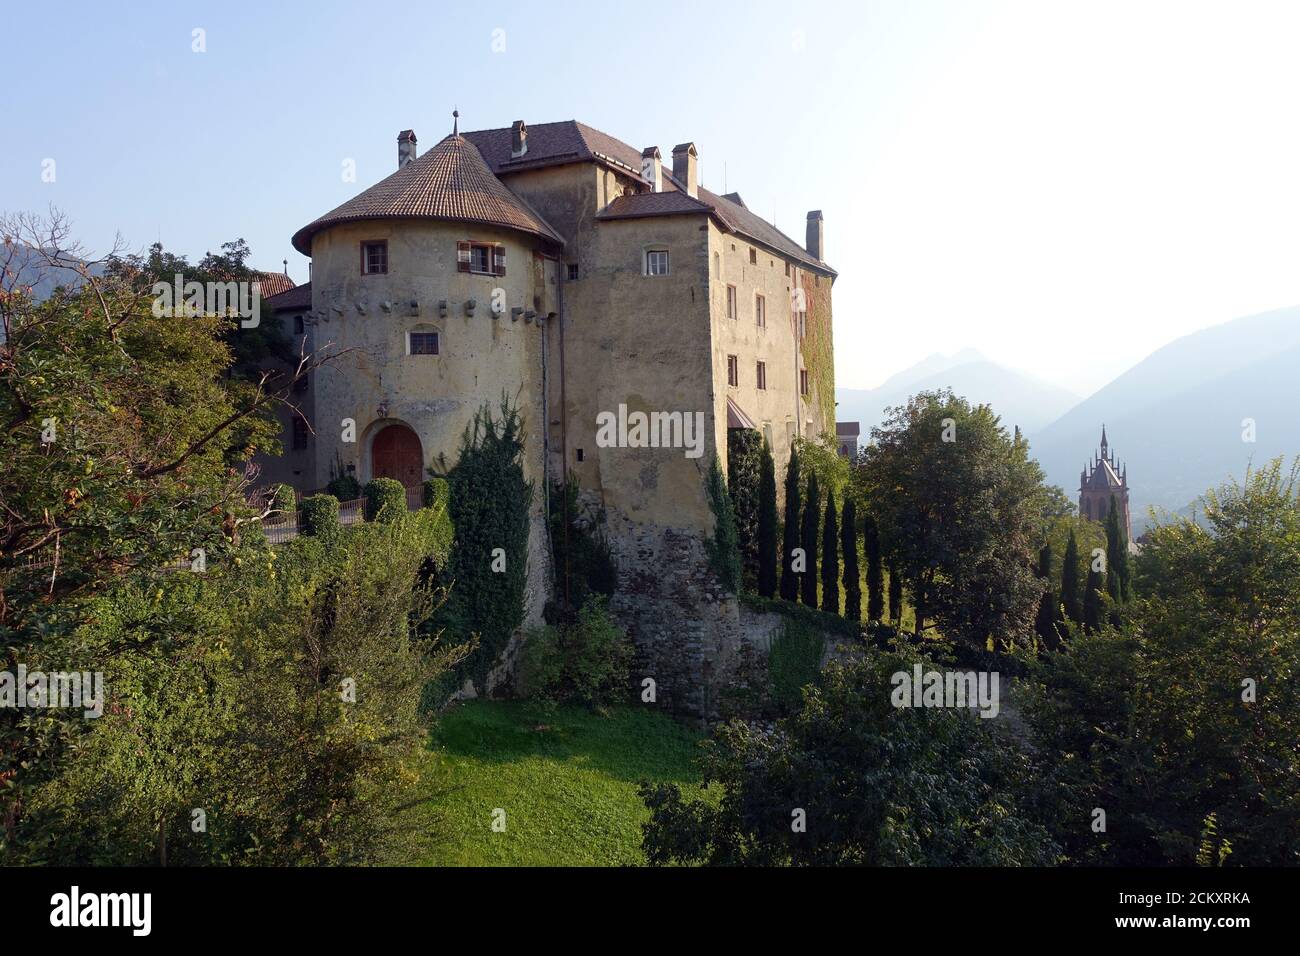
[429,699,705,786]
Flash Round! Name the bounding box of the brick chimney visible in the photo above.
[672,142,698,198]
[397,129,418,169]
[511,120,528,159]
[641,147,662,192]
[806,210,824,261]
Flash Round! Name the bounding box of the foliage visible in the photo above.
[518,598,633,709]
[864,513,884,621]
[793,432,850,501]
[800,472,820,606]
[1082,566,1104,632]
[841,497,861,623]
[1104,495,1131,603]
[327,474,361,501]
[727,428,763,587]
[779,446,801,601]
[704,456,742,593]
[271,482,297,518]
[1059,529,1082,624]
[820,487,839,614]
[756,440,779,598]
[1020,459,1300,865]
[443,397,532,688]
[548,474,616,613]
[766,619,825,715]
[854,390,1044,649]
[737,591,859,640]
[1033,541,1060,648]
[641,649,1060,866]
[364,477,407,523]
[299,493,340,539]
[4,510,465,864]
[887,564,903,624]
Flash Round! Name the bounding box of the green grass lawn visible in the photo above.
[413,700,707,866]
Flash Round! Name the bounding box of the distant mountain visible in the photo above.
[1029,305,1300,532]
[836,351,1080,436]
[6,243,101,300]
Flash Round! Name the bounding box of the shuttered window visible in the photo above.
[458,241,505,276]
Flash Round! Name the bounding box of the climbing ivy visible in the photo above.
[800,273,835,428]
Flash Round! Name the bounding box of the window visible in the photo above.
[749,247,757,265]
[727,354,739,387]
[800,369,809,396]
[713,251,720,278]
[291,416,308,450]
[798,311,807,339]
[293,314,304,334]
[576,448,585,462]
[457,241,505,276]
[726,284,738,319]
[409,331,439,355]
[756,361,767,390]
[784,262,790,277]
[361,241,388,275]
[567,262,579,281]
[645,249,670,276]
[755,293,766,328]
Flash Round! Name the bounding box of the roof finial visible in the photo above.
[283,258,288,276]
[453,108,459,136]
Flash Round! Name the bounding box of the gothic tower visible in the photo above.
[1079,425,1131,538]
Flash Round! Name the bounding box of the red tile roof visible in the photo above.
[264,280,311,311]
[595,189,724,223]
[255,271,296,298]
[291,134,563,255]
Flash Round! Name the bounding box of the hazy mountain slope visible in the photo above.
[1030,306,1300,529]
[837,357,1080,435]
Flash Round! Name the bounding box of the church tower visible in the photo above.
[1079,425,1131,538]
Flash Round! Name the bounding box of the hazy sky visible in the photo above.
[6,0,1300,395]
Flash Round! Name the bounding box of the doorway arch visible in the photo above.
[370,422,423,489]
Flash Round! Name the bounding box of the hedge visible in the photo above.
[364,478,407,523]
[300,494,340,538]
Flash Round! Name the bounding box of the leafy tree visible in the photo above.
[792,432,850,500]
[800,472,821,606]
[820,488,840,614]
[704,456,741,593]
[1082,566,1103,632]
[1021,458,1300,865]
[841,497,861,623]
[1060,529,1082,624]
[640,650,1060,866]
[864,514,884,621]
[779,447,801,601]
[887,564,903,624]
[756,441,779,598]
[855,390,1043,647]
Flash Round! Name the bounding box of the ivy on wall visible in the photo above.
[800,273,835,430]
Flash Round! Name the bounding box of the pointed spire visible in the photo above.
[1100,424,1109,458]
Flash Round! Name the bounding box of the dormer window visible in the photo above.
[361,241,388,275]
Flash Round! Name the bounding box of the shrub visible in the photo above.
[423,476,450,511]
[271,482,297,517]
[364,477,407,523]
[300,494,340,538]
[326,474,361,501]
[766,619,825,714]
[704,456,741,592]
[727,428,763,586]
[549,475,616,613]
[518,597,633,708]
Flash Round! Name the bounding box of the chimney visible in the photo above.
[511,120,528,159]
[672,142,698,198]
[641,147,662,192]
[397,129,418,169]
[806,210,824,261]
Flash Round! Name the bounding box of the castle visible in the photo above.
[1079,425,1131,538]
[261,116,836,712]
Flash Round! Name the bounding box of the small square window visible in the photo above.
[727,354,739,387]
[756,361,767,390]
[800,369,809,396]
[726,285,738,319]
[409,331,439,355]
[470,245,491,274]
[749,248,757,265]
[646,250,670,276]
[755,293,766,328]
[361,241,388,275]
[567,262,579,281]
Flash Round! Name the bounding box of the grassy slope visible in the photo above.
[415,700,706,866]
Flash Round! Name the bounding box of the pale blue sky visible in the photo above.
[7,0,1300,394]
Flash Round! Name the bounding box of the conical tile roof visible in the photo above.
[292,134,562,255]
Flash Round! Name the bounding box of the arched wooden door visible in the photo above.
[371,423,423,489]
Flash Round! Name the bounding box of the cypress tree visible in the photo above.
[1060,529,1082,624]
[1083,566,1103,633]
[779,448,801,601]
[1105,495,1131,603]
[1033,541,1059,648]
[887,564,903,624]
[864,513,884,621]
[821,487,839,614]
[800,472,820,606]
[757,440,779,598]
[841,497,861,623]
